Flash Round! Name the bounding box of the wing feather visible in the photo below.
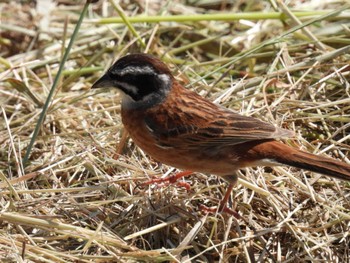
[144,93,294,150]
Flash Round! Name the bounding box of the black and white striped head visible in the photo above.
[92,53,173,108]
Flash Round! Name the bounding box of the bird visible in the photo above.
[92,53,350,213]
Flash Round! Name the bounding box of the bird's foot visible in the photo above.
[198,182,239,218]
[141,170,193,191]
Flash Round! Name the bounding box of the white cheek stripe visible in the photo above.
[115,80,138,95]
[116,72,170,98]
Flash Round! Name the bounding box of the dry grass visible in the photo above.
[1,0,350,262]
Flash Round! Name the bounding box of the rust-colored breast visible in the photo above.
[120,82,241,176]
[120,81,289,177]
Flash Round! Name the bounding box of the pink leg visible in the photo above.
[142,170,194,191]
[200,183,240,218]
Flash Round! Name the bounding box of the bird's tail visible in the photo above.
[249,140,350,181]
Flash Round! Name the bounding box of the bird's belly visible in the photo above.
[127,128,236,175]
[139,143,237,175]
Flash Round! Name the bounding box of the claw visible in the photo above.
[141,170,193,191]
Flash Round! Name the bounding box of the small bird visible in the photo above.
[92,53,350,212]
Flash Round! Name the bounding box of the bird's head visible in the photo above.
[92,53,173,108]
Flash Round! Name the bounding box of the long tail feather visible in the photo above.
[249,140,350,181]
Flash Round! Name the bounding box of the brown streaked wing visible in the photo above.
[144,93,294,149]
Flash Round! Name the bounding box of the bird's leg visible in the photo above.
[142,170,194,191]
[200,182,240,218]
[219,182,235,211]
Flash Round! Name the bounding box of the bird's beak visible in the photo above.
[91,73,113,89]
